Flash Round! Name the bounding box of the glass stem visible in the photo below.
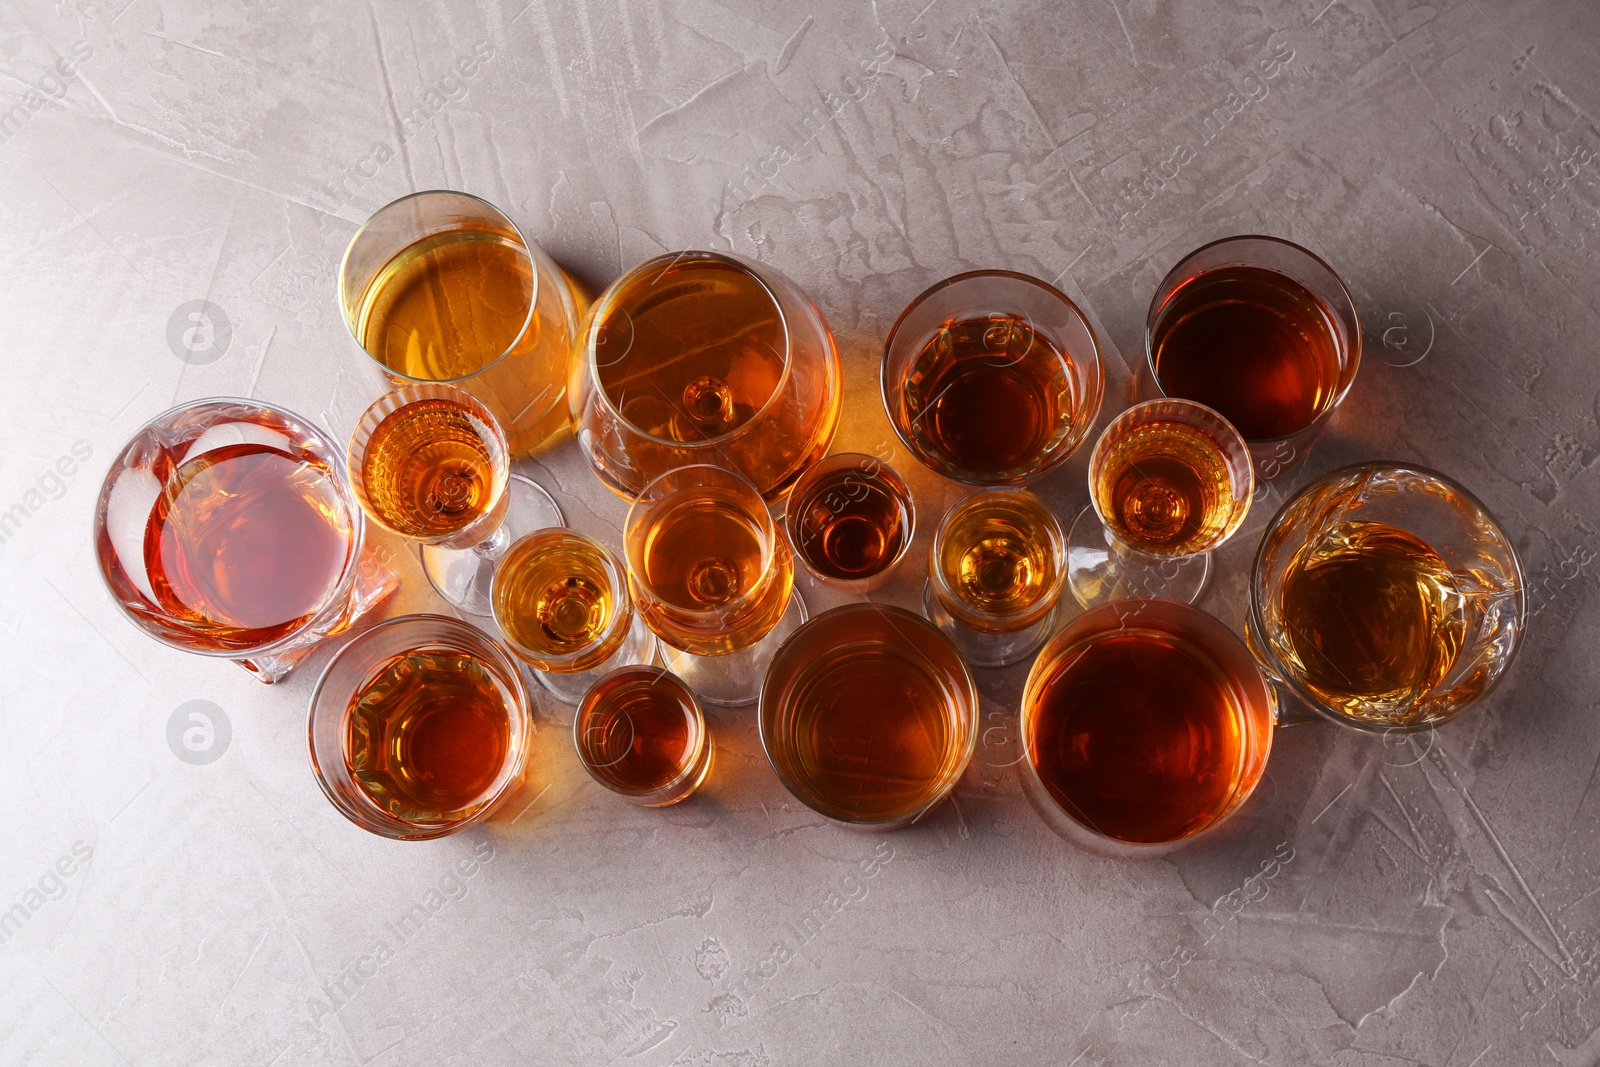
[472,523,512,561]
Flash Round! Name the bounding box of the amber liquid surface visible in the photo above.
[494,530,624,671]
[578,671,700,794]
[1095,420,1236,555]
[595,258,784,442]
[630,488,793,653]
[345,649,516,822]
[1276,521,1466,720]
[781,645,957,821]
[143,441,353,648]
[358,230,534,381]
[936,493,1060,628]
[1028,628,1250,843]
[359,397,498,539]
[790,467,910,580]
[903,316,1077,478]
[1151,266,1342,441]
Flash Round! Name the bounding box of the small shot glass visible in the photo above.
[573,666,713,807]
[783,452,916,592]
[923,488,1068,668]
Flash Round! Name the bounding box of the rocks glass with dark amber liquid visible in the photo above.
[761,604,978,831]
[490,529,657,705]
[308,614,534,839]
[569,250,843,502]
[340,189,581,457]
[1066,398,1253,606]
[94,398,397,682]
[783,452,916,591]
[1020,598,1276,854]
[1249,462,1524,732]
[924,488,1068,668]
[624,464,803,706]
[574,666,712,807]
[1145,235,1361,476]
[346,384,563,615]
[882,270,1104,485]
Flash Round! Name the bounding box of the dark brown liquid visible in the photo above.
[578,671,700,794]
[1028,629,1249,843]
[905,315,1075,478]
[791,467,909,580]
[144,442,352,648]
[345,650,516,822]
[1151,265,1342,441]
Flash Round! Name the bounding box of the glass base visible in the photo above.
[1065,505,1209,608]
[660,591,809,707]
[422,475,565,616]
[533,613,660,706]
[234,539,400,682]
[921,581,1056,669]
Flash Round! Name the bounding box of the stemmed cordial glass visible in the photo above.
[623,464,804,706]
[347,383,563,616]
[490,528,658,705]
[1066,398,1252,607]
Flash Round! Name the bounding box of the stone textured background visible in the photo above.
[2,0,1598,1063]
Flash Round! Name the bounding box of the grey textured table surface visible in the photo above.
[3,0,1598,1064]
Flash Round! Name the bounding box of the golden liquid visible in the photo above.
[1276,521,1467,721]
[594,258,785,442]
[357,230,535,381]
[494,530,627,672]
[628,488,794,655]
[1094,420,1237,556]
[577,668,705,798]
[790,466,910,581]
[903,315,1077,479]
[359,397,498,539]
[344,649,517,823]
[936,492,1061,630]
[1152,266,1342,441]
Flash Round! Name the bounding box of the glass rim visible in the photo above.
[929,486,1068,630]
[782,450,917,583]
[878,268,1107,485]
[579,249,797,448]
[491,528,635,671]
[305,611,533,839]
[1019,595,1275,850]
[1142,233,1363,446]
[1087,397,1255,558]
[339,189,541,386]
[623,462,788,621]
[344,382,511,545]
[757,602,978,828]
[1246,460,1528,734]
[572,664,709,798]
[93,394,369,660]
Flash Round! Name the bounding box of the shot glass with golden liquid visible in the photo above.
[1066,398,1253,607]
[94,398,397,682]
[570,250,843,501]
[347,384,564,616]
[761,604,978,830]
[490,529,657,705]
[1249,462,1524,731]
[1020,598,1276,854]
[574,666,712,807]
[624,464,804,706]
[307,614,534,840]
[1145,235,1360,476]
[882,270,1104,485]
[924,488,1067,668]
[783,452,916,592]
[340,190,582,456]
